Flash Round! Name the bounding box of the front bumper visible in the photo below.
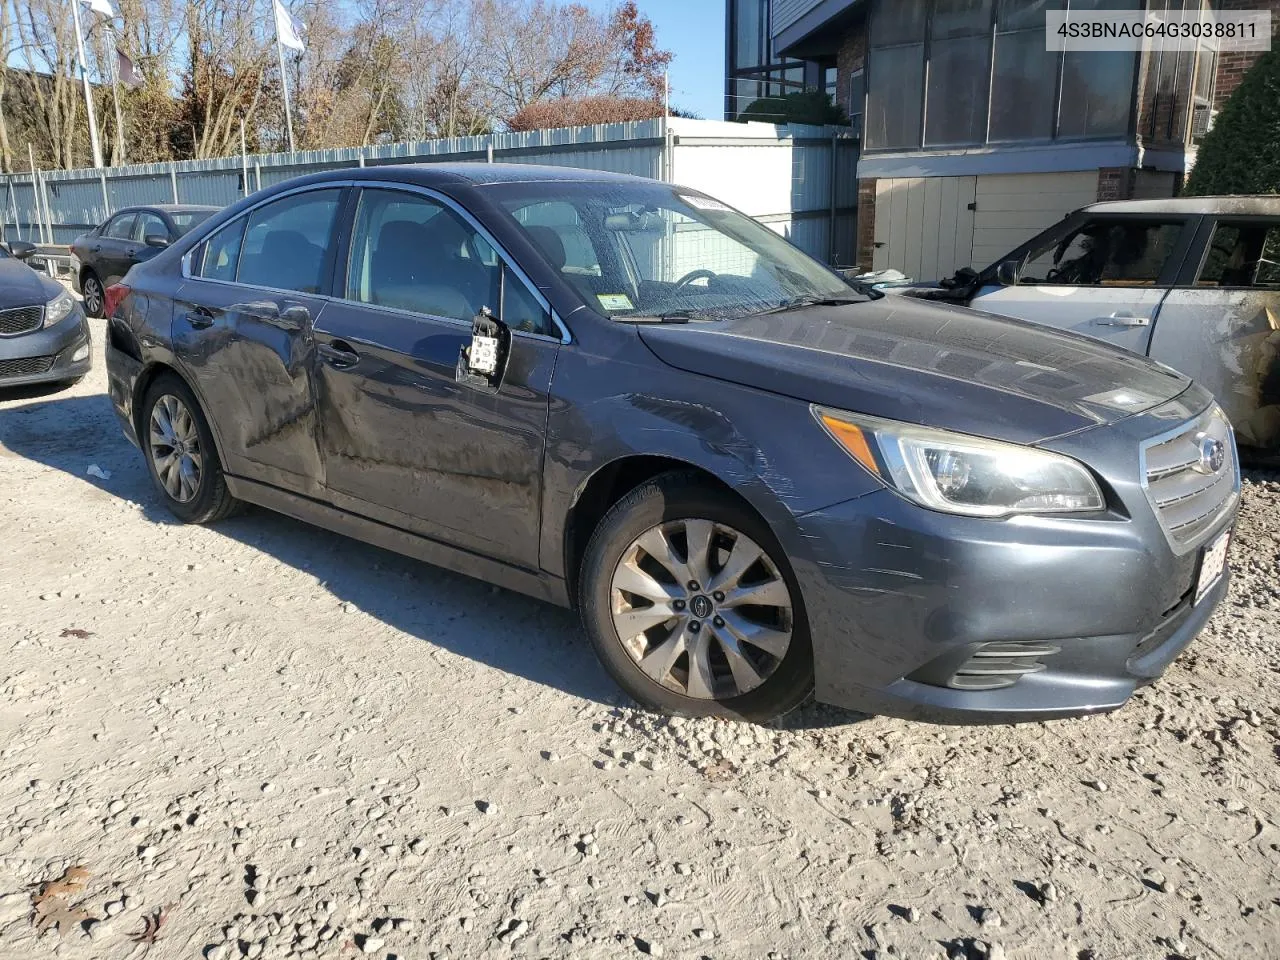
[0,309,92,387]
[791,484,1234,725]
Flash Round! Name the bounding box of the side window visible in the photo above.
[501,269,554,337]
[1197,223,1280,289]
[237,189,342,294]
[346,189,501,322]
[510,200,601,276]
[132,212,168,243]
[1019,219,1184,287]
[104,214,136,240]
[198,218,246,282]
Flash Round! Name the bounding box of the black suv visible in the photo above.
[103,165,1238,723]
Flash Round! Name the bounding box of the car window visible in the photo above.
[104,214,136,240]
[198,218,247,282]
[508,200,602,276]
[238,190,342,294]
[347,188,552,335]
[1197,223,1280,288]
[169,211,214,235]
[1018,219,1184,287]
[132,212,168,243]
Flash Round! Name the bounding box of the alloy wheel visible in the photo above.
[83,277,103,316]
[609,518,794,700]
[148,394,203,503]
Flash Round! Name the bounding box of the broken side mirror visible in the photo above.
[996,259,1021,287]
[457,306,511,393]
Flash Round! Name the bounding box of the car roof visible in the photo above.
[305,162,654,188]
[1080,196,1280,216]
[115,204,221,215]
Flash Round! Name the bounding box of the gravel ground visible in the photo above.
[0,316,1277,960]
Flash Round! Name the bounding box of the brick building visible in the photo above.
[727,0,1279,278]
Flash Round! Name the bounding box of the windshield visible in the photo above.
[488,181,863,320]
[169,211,214,235]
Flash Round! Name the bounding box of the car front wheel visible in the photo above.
[81,272,104,318]
[141,373,239,523]
[580,472,813,722]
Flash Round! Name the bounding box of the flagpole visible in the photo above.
[108,34,126,164]
[71,0,105,169]
[272,2,296,154]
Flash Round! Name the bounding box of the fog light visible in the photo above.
[71,343,89,363]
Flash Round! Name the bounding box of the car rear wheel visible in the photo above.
[81,272,104,318]
[141,373,239,523]
[580,472,813,722]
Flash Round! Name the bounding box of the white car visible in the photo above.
[914,197,1280,460]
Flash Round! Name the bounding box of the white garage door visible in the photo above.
[872,172,1100,283]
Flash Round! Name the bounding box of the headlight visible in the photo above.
[815,406,1105,518]
[44,290,76,328]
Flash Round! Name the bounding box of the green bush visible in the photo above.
[739,90,848,127]
[1184,50,1280,196]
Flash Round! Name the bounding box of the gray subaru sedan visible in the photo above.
[103,164,1239,724]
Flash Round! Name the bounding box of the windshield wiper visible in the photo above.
[753,294,867,317]
[622,309,705,324]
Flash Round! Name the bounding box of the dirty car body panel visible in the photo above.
[104,165,1238,724]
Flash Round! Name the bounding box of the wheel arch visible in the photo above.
[562,454,761,607]
[132,360,230,469]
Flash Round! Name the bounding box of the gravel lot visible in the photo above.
[1,316,1277,960]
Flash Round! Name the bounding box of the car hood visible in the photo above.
[0,257,57,309]
[637,297,1191,445]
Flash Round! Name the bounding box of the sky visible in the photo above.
[583,0,727,121]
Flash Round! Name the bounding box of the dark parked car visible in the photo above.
[0,239,91,389]
[103,165,1239,724]
[72,204,219,317]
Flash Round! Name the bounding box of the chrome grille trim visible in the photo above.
[1140,405,1240,554]
[0,304,43,336]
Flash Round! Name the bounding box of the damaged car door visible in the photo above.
[1148,216,1280,460]
[308,186,561,570]
[171,187,344,497]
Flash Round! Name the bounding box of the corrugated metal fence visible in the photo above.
[1,117,859,265]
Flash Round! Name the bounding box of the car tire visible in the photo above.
[81,272,105,318]
[140,373,240,524]
[579,471,814,722]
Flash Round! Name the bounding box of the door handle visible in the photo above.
[185,309,215,329]
[318,341,359,368]
[1092,312,1150,327]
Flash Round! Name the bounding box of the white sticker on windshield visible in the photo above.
[681,194,731,212]
[597,294,635,312]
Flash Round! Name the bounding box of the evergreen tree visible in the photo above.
[1184,50,1280,195]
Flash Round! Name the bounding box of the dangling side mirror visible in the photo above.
[457,306,511,393]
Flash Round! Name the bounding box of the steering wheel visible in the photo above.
[673,269,718,290]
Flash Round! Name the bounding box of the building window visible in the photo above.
[924,0,993,146]
[989,0,1058,141]
[864,0,1139,152]
[848,68,864,137]
[726,0,809,120]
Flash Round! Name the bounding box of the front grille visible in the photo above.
[1141,406,1239,553]
[0,305,43,336]
[0,355,54,378]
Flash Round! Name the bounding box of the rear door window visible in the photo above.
[1197,222,1280,288]
[237,190,342,294]
[1018,218,1186,287]
[104,214,136,240]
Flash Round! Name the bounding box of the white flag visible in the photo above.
[274,0,306,52]
[80,0,118,16]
